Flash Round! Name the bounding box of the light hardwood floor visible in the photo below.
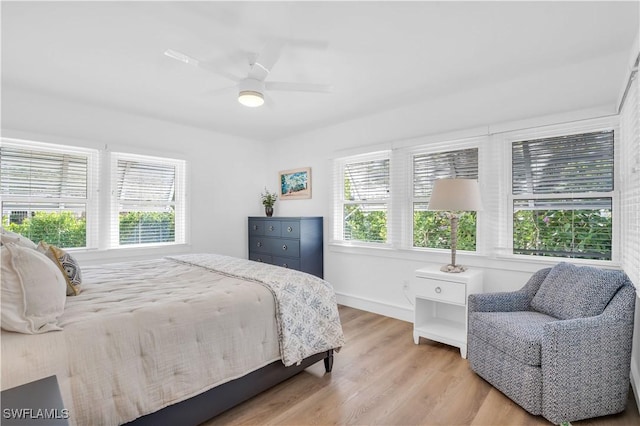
[204,305,640,426]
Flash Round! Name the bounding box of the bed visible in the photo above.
[1,252,344,425]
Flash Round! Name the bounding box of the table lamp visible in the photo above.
[428,178,483,273]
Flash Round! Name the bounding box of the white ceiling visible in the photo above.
[2,1,638,142]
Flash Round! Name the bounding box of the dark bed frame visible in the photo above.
[126,349,334,426]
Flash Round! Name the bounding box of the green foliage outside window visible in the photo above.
[3,210,175,248]
[119,211,175,245]
[413,211,476,250]
[3,211,86,248]
[343,205,387,243]
[513,209,612,260]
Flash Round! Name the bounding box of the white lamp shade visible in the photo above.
[428,178,483,211]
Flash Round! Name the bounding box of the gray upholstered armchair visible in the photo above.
[467,262,636,424]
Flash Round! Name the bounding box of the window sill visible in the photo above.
[70,244,191,266]
[327,242,621,273]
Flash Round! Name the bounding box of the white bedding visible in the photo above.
[1,258,283,425]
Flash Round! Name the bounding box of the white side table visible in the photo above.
[413,265,483,358]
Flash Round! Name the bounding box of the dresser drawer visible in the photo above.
[249,252,273,264]
[249,219,265,236]
[272,256,300,271]
[269,238,300,258]
[281,221,300,238]
[247,216,323,279]
[249,237,270,253]
[415,278,466,305]
[264,221,281,236]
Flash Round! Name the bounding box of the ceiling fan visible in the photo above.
[164,40,332,107]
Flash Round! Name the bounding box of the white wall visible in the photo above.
[1,86,269,264]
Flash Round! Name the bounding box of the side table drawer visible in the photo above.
[415,279,466,305]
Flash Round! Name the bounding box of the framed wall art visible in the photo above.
[279,167,311,200]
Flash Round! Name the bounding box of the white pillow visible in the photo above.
[1,243,67,334]
[0,228,38,250]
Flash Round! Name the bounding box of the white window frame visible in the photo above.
[502,117,620,263]
[332,150,392,247]
[0,138,99,249]
[110,152,186,248]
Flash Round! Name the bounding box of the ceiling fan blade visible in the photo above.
[264,93,276,110]
[248,39,285,81]
[165,49,199,66]
[205,84,238,97]
[265,81,333,93]
[164,49,241,82]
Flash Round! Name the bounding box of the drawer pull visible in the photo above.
[435,286,442,294]
[257,241,262,248]
[282,244,288,251]
[287,226,293,232]
[269,225,274,231]
[283,263,288,268]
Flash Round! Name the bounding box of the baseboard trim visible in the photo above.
[632,361,640,415]
[335,292,413,323]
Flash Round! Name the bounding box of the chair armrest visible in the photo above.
[540,285,636,423]
[468,267,551,313]
[468,290,531,313]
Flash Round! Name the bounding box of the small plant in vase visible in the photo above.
[261,188,278,217]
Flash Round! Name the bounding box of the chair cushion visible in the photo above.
[530,262,626,320]
[469,310,558,366]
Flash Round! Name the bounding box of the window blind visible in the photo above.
[512,131,614,195]
[0,140,95,248]
[620,73,640,285]
[0,145,88,198]
[112,153,185,247]
[116,160,175,203]
[344,159,390,201]
[413,148,478,198]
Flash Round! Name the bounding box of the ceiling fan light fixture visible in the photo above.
[238,78,265,107]
[238,90,264,107]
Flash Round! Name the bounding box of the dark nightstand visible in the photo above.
[1,375,69,425]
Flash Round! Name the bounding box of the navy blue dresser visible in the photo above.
[248,216,323,279]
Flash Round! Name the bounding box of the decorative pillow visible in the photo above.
[530,262,626,320]
[0,227,38,250]
[1,243,67,334]
[37,242,83,296]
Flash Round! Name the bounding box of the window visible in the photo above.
[0,140,97,248]
[511,130,614,260]
[412,148,478,250]
[112,153,186,247]
[0,138,187,251]
[335,152,390,244]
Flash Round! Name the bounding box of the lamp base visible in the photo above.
[440,264,467,273]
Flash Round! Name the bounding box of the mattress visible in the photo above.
[1,257,282,425]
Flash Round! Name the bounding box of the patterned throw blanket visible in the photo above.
[167,253,345,366]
